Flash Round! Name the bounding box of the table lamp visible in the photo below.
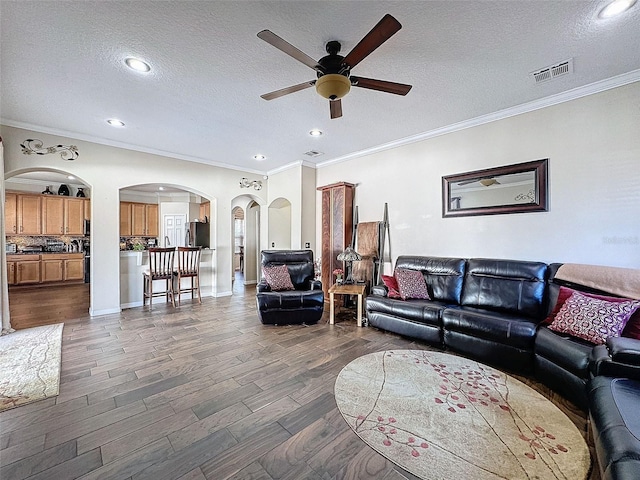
[337,246,362,284]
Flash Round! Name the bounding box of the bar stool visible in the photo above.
[143,247,176,308]
[174,246,202,305]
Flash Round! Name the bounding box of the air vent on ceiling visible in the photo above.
[304,150,324,157]
[529,58,573,84]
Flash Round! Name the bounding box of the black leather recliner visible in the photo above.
[256,250,324,325]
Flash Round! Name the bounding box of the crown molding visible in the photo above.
[267,160,316,176]
[316,70,640,169]
[0,119,267,176]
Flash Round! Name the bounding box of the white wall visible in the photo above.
[316,82,640,270]
[2,125,268,315]
[268,199,291,250]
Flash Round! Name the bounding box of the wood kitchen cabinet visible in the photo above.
[120,201,158,236]
[120,202,133,236]
[42,196,84,235]
[5,192,17,234]
[12,255,41,285]
[41,257,64,282]
[64,198,84,235]
[6,260,16,285]
[63,255,84,281]
[17,194,42,235]
[145,204,158,236]
[84,198,91,220]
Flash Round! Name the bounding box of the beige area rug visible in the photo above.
[335,350,590,480]
[0,323,64,411]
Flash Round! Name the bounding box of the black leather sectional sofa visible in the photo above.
[365,255,640,480]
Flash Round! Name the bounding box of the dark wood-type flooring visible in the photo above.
[1,281,600,479]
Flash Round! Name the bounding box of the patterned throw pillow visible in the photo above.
[548,291,640,345]
[262,264,294,291]
[395,268,431,300]
[381,274,402,299]
[545,286,640,340]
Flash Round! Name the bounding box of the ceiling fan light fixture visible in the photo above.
[315,74,351,100]
[599,0,636,17]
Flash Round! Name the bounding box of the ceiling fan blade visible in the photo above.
[350,76,412,96]
[342,14,402,69]
[260,80,316,100]
[330,99,343,119]
[257,30,320,71]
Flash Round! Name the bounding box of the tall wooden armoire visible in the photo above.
[317,182,355,296]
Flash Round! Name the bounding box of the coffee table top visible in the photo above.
[329,283,366,295]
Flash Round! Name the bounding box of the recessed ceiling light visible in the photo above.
[253,154,266,161]
[599,0,636,18]
[124,57,151,73]
[67,175,75,180]
[309,129,323,137]
[158,186,165,191]
[107,119,125,127]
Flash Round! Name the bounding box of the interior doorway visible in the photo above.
[163,214,187,247]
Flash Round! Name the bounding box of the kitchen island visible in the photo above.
[119,248,214,308]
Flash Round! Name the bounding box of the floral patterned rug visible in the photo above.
[335,350,590,479]
[0,323,64,411]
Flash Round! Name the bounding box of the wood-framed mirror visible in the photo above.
[442,158,548,218]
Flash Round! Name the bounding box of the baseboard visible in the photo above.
[215,290,233,297]
[244,280,257,285]
[119,301,143,310]
[90,306,122,317]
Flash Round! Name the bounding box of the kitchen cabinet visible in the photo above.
[6,260,16,285]
[84,199,91,220]
[7,254,84,285]
[146,204,158,236]
[12,255,41,285]
[42,196,84,235]
[63,256,84,281]
[120,201,158,236]
[5,192,17,234]
[17,194,42,235]
[41,257,64,282]
[42,196,65,234]
[64,198,84,235]
[120,202,133,236]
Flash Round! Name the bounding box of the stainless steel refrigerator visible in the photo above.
[187,222,210,248]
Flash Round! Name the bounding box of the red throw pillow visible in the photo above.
[382,274,402,299]
[548,291,640,345]
[262,264,294,291]
[545,286,640,340]
[394,268,431,301]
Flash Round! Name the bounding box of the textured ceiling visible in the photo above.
[1,1,639,174]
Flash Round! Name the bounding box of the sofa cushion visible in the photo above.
[394,256,466,304]
[365,296,445,326]
[442,306,538,350]
[589,376,640,480]
[262,265,295,291]
[257,289,324,310]
[395,268,431,300]
[535,326,592,379]
[461,259,547,318]
[548,291,640,345]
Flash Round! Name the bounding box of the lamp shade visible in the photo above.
[337,246,362,262]
[316,74,351,100]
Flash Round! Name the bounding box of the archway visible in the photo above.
[3,168,92,328]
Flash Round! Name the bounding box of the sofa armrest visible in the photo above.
[257,281,271,293]
[590,337,640,379]
[371,284,388,297]
[309,279,322,291]
[606,337,640,365]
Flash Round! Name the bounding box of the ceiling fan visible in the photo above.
[257,14,412,119]
[458,177,501,187]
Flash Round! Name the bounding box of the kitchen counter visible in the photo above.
[120,248,214,308]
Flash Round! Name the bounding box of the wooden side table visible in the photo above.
[328,283,366,327]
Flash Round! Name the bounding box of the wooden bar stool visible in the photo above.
[143,247,176,308]
[174,246,202,305]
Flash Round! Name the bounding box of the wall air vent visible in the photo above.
[530,58,573,84]
[304,150,324,157]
